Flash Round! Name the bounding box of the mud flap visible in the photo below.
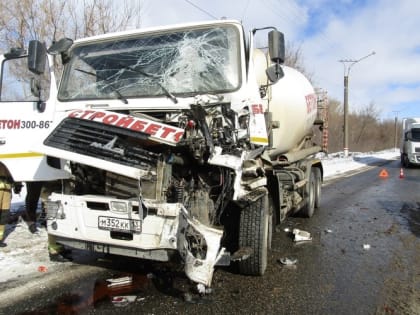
[178,209,225,287]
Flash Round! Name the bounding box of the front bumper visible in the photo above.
[46,193,225,287]
[408,153,420,164]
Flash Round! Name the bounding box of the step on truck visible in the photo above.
[34,20,325,291]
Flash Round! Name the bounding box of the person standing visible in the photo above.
[26,181,72,261]
[24,181,43,234]
[0,164,13,247]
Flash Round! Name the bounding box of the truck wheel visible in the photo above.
[301,168,315,217]
[313,167,322,209]
[403,155,410,168]
[238,193,269,276]
[267,196,274,251]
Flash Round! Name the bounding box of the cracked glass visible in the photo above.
[58,25,241,101]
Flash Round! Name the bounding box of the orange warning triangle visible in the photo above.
[379,169,389,178]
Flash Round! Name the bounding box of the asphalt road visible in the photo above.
[1,159,419,315]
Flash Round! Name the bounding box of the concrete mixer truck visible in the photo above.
[32,19,325,290]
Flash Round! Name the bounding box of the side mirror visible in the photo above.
[266,64,284,83]
[268,30,285,64]
[48,37,73,64]
[4,47,26,59]
[48,38,73,64]
[30,78,40,97]
[28,40,46,75]
[266,30,285,83]
[47,37,73,55]
[30,78,46,113]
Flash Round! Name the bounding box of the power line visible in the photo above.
[241,0,252,22]
[183,0,218,19]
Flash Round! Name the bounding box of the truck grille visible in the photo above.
[44,117,162,170]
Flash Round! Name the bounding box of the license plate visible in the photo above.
[98,216,142,233]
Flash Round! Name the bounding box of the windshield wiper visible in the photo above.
[122,65,178,104]
[75,68,128,104]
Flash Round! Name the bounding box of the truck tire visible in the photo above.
[313,167,322,209]
[238,193,269,276]
[301,168,315,217]
[402,155,410,168]
[267,196,274,251]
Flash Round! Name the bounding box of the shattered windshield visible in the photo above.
[58,25,241,101]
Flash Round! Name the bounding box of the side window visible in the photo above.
[0,57,50,102]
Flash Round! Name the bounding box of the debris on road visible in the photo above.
[106,276,133,288]
[184,292,194,303]
[293,229,312,242]
[363,244,371,250]
[279,257,298,265]
[230,247,253,261]
[111,295,140,307]
[37,265,48,273]
[197,283,213,295]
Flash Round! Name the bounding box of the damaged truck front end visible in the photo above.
[42,20,273,288]
[44,105,260,287]
[46,192,225,287]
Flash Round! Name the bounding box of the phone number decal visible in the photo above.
[0,120,53,129]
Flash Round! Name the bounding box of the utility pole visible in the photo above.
[392,111,400,151]
[339,51,375,157]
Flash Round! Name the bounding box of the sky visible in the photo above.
[138,0,420,120]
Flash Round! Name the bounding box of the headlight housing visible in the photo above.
[44,200,65,219]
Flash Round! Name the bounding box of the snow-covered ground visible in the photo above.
[0,149,400,284]
[321,149,400,179]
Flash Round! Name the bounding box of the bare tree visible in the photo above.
[0,0,142,84]
[0,0,142,51]
[325,99,343,153]
[65,0,142,39]
[325,100,397,153]
[353,102,380,148]
[284,41,313,82]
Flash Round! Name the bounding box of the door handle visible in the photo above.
[0,138,6,145]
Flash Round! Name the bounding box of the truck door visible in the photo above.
[0,51,69,181]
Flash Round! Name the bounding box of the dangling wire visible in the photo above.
[183,0,218,19]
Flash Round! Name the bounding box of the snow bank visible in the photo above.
[321,149,399,179]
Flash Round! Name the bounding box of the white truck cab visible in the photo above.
[400,117,420,167]
[0,42,69,182]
